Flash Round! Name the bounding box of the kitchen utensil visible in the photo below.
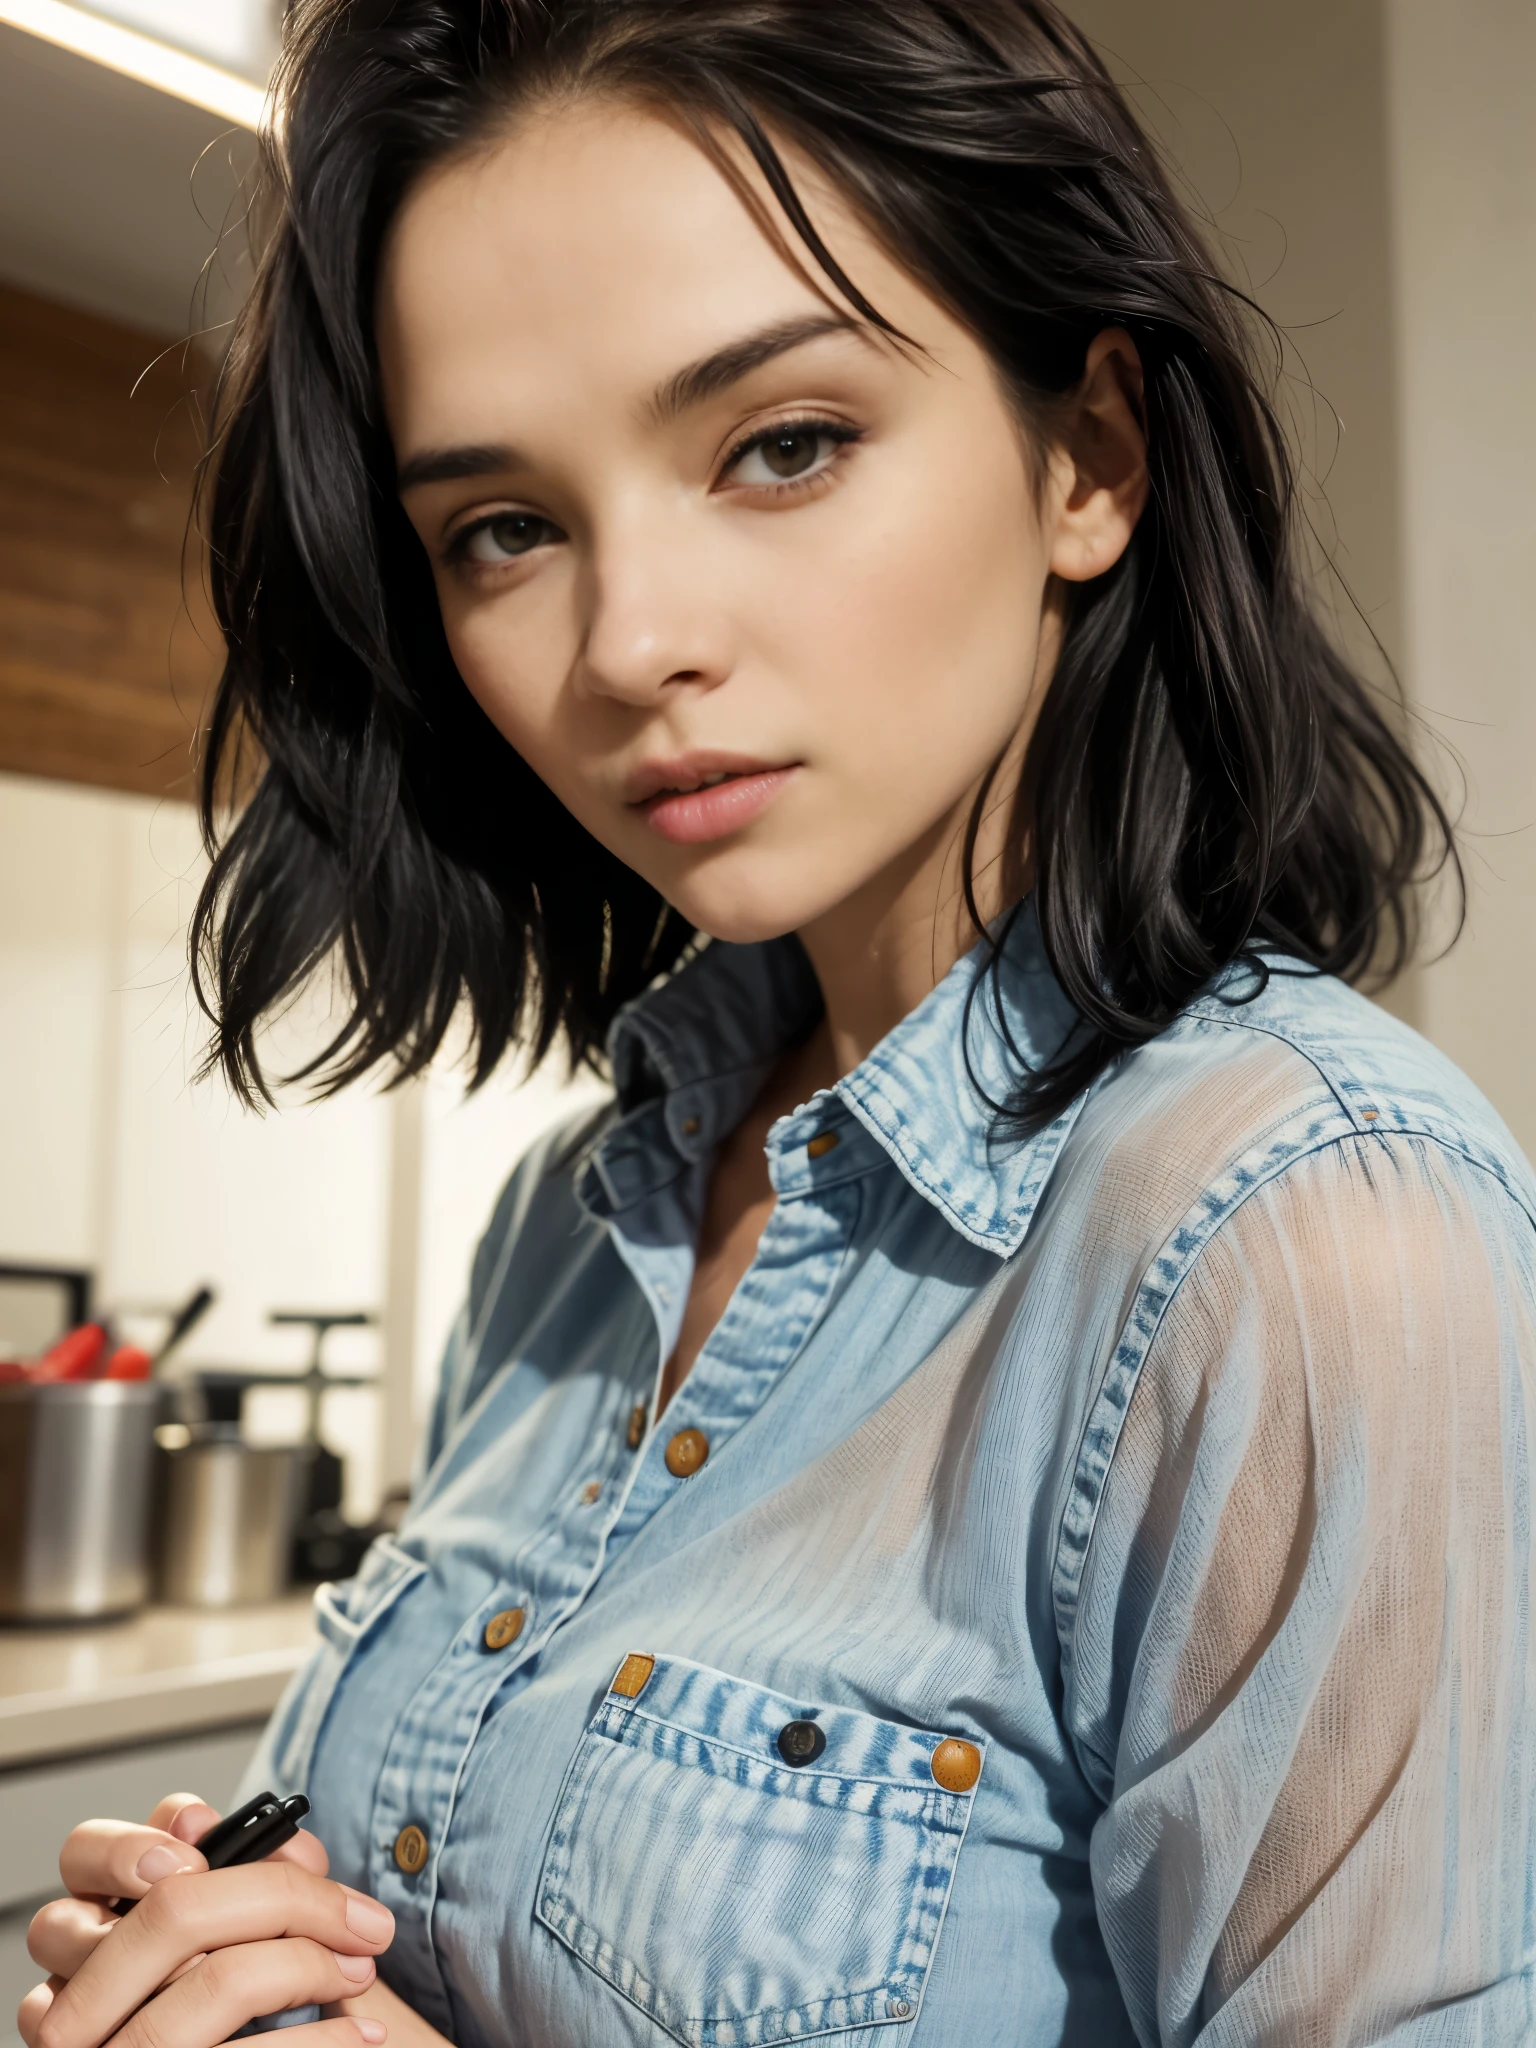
[153,1285,215,1367]
[0,1380,160,1619]
[268,1309,377,1581]
[154,1432,300,1607]
[0,1263,91,1360]
[29,1323,108,1382]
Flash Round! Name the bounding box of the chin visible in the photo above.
[663,853,854,948]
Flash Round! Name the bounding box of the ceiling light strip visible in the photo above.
[0,0,267,129]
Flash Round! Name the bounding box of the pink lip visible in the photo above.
[627,755,799,846]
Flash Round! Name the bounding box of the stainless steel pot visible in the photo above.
[0,1381,160,1620]
[155,1434,299,1607]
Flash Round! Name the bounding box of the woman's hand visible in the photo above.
[18,1793,395,2048]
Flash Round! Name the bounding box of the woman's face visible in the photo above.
[379,101,1111,945]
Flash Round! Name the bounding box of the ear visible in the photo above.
[1046,328,1149,585]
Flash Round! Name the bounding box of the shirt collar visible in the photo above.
[831,901,1086,1255]
[583,899,1087,1258]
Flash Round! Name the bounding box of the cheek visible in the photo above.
[780,432,1046,794]
[438,581,585,792]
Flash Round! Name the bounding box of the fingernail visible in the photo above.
[354,2022,387,2043]
[136,1844,195,1883]
[332,1951,376,1983]
[343,1895,394,1944]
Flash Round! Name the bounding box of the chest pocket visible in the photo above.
[537,1653,983,2048]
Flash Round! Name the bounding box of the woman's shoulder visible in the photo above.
[1057,960,1536,1263]
[1030,964,1536,1538]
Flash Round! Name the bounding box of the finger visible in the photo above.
[39,1865,393,2048]
[101,1938,377,2048]
[146,1797,220,1845]
[273,1828,330,1875]
[145,1790,328,1873]
[17,1977,61,2048]
[27,1896,116,1979]
[225,2021,384,2048]
[57,1822,206,1905]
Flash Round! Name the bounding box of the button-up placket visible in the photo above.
[367,1587,551,2028]
[352,909,1091,2029]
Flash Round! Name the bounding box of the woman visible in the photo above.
[22,1,1536,2043]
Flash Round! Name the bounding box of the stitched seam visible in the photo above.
[1050,1121,1536,1801]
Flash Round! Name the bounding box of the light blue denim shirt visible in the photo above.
[249,905,1536,2046]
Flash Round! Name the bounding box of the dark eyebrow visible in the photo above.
[646,312,866,425]
[396,443,521,493]
[395,313,866,493]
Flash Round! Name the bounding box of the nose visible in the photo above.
[574,518,732,706]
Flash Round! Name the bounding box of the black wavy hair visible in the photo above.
[192,0,1457,1124]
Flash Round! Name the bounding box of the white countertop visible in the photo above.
[0,1597,317,1768]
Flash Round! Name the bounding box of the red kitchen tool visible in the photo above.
[104,1344,154,1380]
[29,1322,108,1381]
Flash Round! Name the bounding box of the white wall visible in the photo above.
[1068,0,1536,1149]
[0,770,600,1511]
[1386,0,1536,1154]
[1067,0,1403,680]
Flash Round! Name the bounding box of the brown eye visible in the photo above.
[461,512,558,563]
[727,420,857,491]
[760,428,821,478]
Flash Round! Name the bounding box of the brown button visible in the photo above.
[681,1115,702,1137]
[611,1652,655,1698]
[581,1480,602,1505]
[482,1606,526,1651]
[664,1427,709,1477]
[930,1738,982,1794]
[626,1402,648,1451]
[393,1824,429,1874]
[807,1131,840,1159]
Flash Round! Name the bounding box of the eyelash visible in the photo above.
[719,415,864,490]
[442,414,864,571]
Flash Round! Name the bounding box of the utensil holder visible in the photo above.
[155,1435,300,1607]
[0,1381,159,1620]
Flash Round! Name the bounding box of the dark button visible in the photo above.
[482,1606,525,1651]
[393,1824,429,1874]
[807,1131,840,1159]
[776,1719,827,1767]
[626,1402,648,1451]
[681,1115,702,1137]
[664,1427,709,1477]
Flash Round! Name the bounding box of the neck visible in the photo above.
[794,737,1030,1088]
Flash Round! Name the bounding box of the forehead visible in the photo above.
[375,101,889,436]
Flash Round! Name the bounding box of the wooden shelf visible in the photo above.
[0,282,219,799]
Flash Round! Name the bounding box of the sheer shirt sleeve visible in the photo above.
[1066,1132,1536,2045]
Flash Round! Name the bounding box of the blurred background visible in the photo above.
[0,0,1531,2030]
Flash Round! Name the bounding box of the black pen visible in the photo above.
[114,1791,310,1914]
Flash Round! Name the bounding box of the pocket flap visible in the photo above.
[539,1655,983,2047]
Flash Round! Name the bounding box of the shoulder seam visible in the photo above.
[1179,1001,1382,1135]
[1049,1116,1536,1799]
[1177,1005,1536,1228]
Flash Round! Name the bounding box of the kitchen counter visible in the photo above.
[0,1596,317,1770]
